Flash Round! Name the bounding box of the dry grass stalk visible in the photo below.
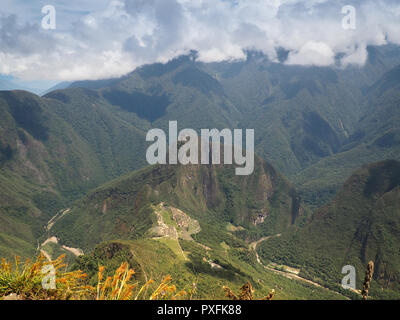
[149,275,187,300]
[223,281,275,300]
[223,286,239,300]
[96,263,187,300]
[239,282,254,300]
[1,255,187,300]
[96,262,137,300]
[361,261,374,300]
[0,254,91,300]
[262,289,276,300]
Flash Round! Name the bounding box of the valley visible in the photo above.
[1,45,400,299]
[250,233,355,299]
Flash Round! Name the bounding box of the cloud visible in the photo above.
[287,41,335,66]
[0,0,399,81]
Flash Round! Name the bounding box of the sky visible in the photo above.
[0,0,400,89]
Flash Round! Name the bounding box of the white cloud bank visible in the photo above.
[0,0,399,81]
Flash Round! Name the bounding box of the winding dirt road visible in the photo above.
[249,234,350,299]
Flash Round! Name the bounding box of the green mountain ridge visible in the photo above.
[47,158,347,300]
[259,160,400,299]
[0,45,400,299]
[294,61,400,207]
[57,46,400,208]
[0,89,149,258]
[51,156,304,251]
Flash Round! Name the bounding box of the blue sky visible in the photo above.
[0,0,399,92]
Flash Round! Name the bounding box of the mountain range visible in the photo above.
[1,45,400,299]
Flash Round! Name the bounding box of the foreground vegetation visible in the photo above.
[0,254,192,300]
[0,254,277,301]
